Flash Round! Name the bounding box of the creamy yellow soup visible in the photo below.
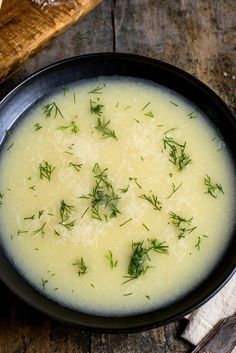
[0,77,235,316]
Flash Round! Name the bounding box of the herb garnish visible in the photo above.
[88,86,104,94]
[95,117,117,140]
[90,100,104,116]
[73,257,88,276]
[63,86,68,96]
[24,215,35,220]
[129,177,142,189]
[141,102,150,111]
[163,136,192,171]
[7,142,14,151]
[119,218,133,227]
[39,161,55,181]
[188,111,197,119]
[57,121,80,134]
[33,222,46,236]
[38,210,44,218]
[43,102,64,119]
[124,293,133,296]
[42,279,48,290]
[167,182,183,199]
[82,163,121,221]
[139,193,162,211]
[145,111,154,118]
[169,101,179,107]
[123,239,169,283]
[106,250,118,269]
[69,162,83,172]
[0,193,3,208]
[204,175,224,198]
[34,123,42,131]
[17,230,28,236]
[169,212,197,239]
[142,223,150,231]
[59,199,76,230]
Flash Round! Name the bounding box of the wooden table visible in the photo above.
[0,1,235,352]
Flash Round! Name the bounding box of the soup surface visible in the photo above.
[0,77,235,316]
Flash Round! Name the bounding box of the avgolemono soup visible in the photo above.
[0,78,235,315]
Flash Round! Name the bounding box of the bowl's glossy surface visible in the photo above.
[0,53,235,331]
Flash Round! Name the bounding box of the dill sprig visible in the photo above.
[88,86,104,94]
[139,193,162,211]
[7,142,15,150]
[106,250,118,269]
[119,218,133,227]
[57,121,80,134]
[123,239,169,283]
[17,229,28,236]
[145,111,154,118]
[43,102,64,119]
[167,182,183,199]
[59,200,75,230]
[204,175,224,198]
[83,163,121,221]
[95,117,117,140]
[33,222,46,236]
[169,212,197,239]
[188,111,197,119]
[42,279,48,290]
[90,100,104,116]
[163,136,192,171]
[69,162,83,172]
[0,193,3,208]
[73,257,88,276]
[129,177,142,189]
[34,123,42,131]
[39,161,55,181]
[24,215,35,220]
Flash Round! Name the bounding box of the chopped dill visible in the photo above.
[7,142,14,151]
[95,117,117,140]
[119,184,130,194]
[106,250,118,269]
[141,102,150,111]
[163,136,192,171]
[63,86,68,96]
[69,162,83,172]
[188,111,197,119]
[73,93,76,104]
[81,206,90,219]
[115,102,119,108]
[142,223,150,231]
[145,111,154,118]
[29,185,36,190]
[169,101,179,107]
[73,257,88,276]
[57,121,80,134]
[88,86,104,94]
[82,163,121,221]
[124,293,133,296]
[195,236,201,250]
[33,222,46,236]
[90,100,104,116]
[90,283,95,288]
[41,279,48,290]
[139,193,162,211]
[145,295,150,300]
[119,218,133,227]
[123,106,132,111]
[0,193,3,208]
[59,199,75,230]
[169,212,197,239]
[164,127,178,135]
[24,215,35,220]
[34,123,42,131]
[129,177,142,189]
[54,229,61,237]
[204,175,224,198]
[123,239,169,283]
[38,210,44,218]
[167,182,183,199]
[39,161,55,181]
[17,230,28,236]
[43,102,64,119]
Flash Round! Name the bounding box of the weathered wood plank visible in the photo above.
[0,281,90,353]
[91,321,192,353]
[0,0,102,82]
[113,0,236,110]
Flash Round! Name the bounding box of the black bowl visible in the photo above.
[0,53,235,331]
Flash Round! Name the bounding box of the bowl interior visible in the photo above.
[0,53,235,331]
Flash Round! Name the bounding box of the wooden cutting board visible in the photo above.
[0,0,102,83]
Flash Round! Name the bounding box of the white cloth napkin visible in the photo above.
[182,274,236,351]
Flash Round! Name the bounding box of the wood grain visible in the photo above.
[0,1,235,352]
[0,0,102,82]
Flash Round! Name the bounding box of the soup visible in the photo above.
[0,77,234,316]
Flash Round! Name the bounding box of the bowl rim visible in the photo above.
[0,52,235,331]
